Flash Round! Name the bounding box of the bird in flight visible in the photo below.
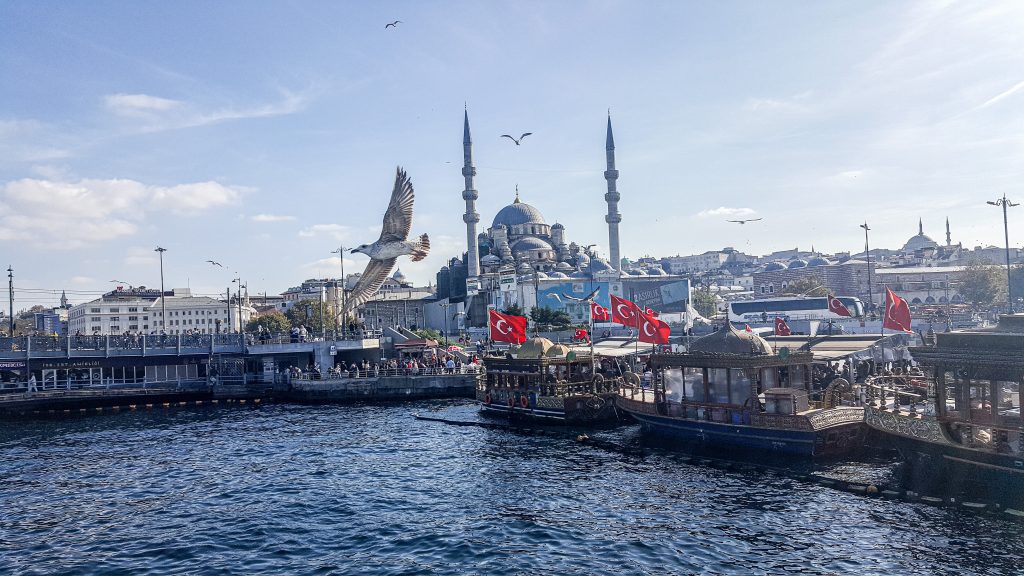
[345,167,430,317]
[206,260,224,267]
[501,132,532,146]
[727,218,763,225]
[385,20,401,28]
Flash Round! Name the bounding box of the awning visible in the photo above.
[765,334,904,362]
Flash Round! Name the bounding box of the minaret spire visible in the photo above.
[604,113,622,274]
[462,108,481,278]
[918,217,923,236]
[945,217,951,246]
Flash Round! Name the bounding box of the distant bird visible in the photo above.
[501,132,532,146]
[727,218,763,225]
[206,260,224,267]
[345,167,430,316]
[385,20,401,28]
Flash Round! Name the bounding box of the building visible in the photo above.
[68,286,163,335]
[69,287,254,335]
[152,291,256,334]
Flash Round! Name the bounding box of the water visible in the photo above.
[1,401,1022,575]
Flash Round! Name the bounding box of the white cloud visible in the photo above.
[105,93,182,115]
[252,213,296,222]
[973,79,1024,111]
[697,207,757,219]
[298,224,350,241]
[300,255,358,277]
[0,177,248,249]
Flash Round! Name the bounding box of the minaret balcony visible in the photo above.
[604,169,619,179]
[605,214,622,224]
[463,212,480,224]
[462,167,477,177]
[604,192,620,202]
[462,189,478,201]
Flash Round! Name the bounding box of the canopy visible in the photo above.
[766,334,905,362]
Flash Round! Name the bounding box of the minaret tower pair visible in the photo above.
[459,110,622,275]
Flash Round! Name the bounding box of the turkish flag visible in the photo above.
[489,309,527,344]
[744,324,753,333]
[644,307,659,317]
[637,309,671,344]
[828,295,852,317]
[774,317,791,336]
[883,288,913,333]
[591,302,611,321]
[574,328,590,342]
[610,295,641,328]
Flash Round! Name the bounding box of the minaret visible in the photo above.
[604,114,622,273]
[462,108,481,278]
[918,217,924,236]
[945,218,951,246]
[60,290,68,308]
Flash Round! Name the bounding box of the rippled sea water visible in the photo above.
[2,400,1023,575]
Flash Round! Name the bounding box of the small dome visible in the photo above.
[787,259,808,269]
[807,257,831,267]
[555,261,573,271]
[518,337,554,359]
[764,262,785,272]
[551,222,564,230]
[511,237,554,252]
[548,272,568,279]
[689,325,772,355]
[481,254,500,265]
[546,343,572,358]
[570,271,590,279]
[440,266,450,272]
[902,234,938,252]
[517,262,533,272]
[392,268,407,282]
[589,258,614,272]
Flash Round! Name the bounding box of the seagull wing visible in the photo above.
[500,134,517,144]
[378,166,415,243]
[344,257,398,314]
[519,132,532,141]
[727,220,743,223]
[749,218,763,222]
[582,287,600,302]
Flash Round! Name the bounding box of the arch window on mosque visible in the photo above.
[911,297,922,304]
[768,284,775,294]
[925,296,936,304]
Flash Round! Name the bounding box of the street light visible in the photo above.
[232,277,245,333]
[154,247,167,333]
[859,223,873,314]
[6,266,13,335]
[439,302,451,346]
[987,194,1019,313]
[331,245,347,335]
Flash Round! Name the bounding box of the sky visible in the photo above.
[1,1,1022,310]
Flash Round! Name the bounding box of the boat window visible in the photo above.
[761,368,778,389]
[729,369,751,406]
[789,365,807,389]
[664,368,685,401]
[708,368,730,404]
[684,368,705,402]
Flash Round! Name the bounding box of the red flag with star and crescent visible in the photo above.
[591,302,611,322]
[827,294,852,317]
[637,309,671,345]
[489,309,527,344]
[610,295,641,328]
[883,288,913,333]
[774,317,792,336]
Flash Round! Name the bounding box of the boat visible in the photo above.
[864,314,1024,498]
[615,325,867,457]
[476,337,622,424]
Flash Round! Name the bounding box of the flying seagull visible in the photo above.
[206,260,224,267]
[385,20,401,28]
[501,132,532,146]
[727,218,763,225]
[345,167,430,316]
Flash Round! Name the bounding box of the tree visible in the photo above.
[691,290,717,319]
[783,275,827,296]
[413,328,442,342]
[247,311,291,335]
[957,260,1006,308]
[502,303,525,317]
[285,298,336,333]
[1010,264,1024,310]
[529,306,571,330]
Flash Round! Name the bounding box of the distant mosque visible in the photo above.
[459,110,623,279]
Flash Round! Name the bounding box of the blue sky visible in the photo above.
[1,1,1022,309]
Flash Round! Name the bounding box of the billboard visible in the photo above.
[622,278,691,313]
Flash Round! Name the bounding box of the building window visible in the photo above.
[110,325,120,331]
[129,325,139,330]
[90,308,101,313]
[143,316,148,320]
[110,308,119,313]
[110,317,119,322]
[129,316,138,321]
[91,317,101,323]
[128,307,138,312]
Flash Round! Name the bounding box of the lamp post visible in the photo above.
[987,194,1019,313]
[232,277,244,333]
[6,266,13,335]
[154,247,167,333]
[439,302,450,346]
[331,245,347,335]
[859,223,873,314]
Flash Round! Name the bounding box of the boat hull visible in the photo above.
[477,390,621,425]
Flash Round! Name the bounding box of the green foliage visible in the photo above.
[413,328,442,342]
[691,290,718,319]
[529,306,572,330]
[501,303,525,317]
[957,260,1006,307]
[284,298,336,333]
[247,311,291,334]
[1010,264,1024,309]
[783,275,827,296]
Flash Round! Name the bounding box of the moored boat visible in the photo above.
[477,337,622,424]
[616,325,866,457]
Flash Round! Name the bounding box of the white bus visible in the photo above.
[726,296,865,324]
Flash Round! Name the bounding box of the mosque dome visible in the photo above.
[764,262,785,272]
[787,259,808,269]
[902,220,939,252]
[511,237,554,252]
[807,256,831,267]
[492,196,546,228]
[555,261,574,272]
[480,254,500,265]
[689,325,772,356]
[570,271,591,279]
[589,258,614,273]
[551,222,564,230]
[548,272,569,279]
[392,269,407,284]
[534,271,548,279]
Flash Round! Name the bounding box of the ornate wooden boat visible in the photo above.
[477,337,621,424]
[865,314,1024,495]
[616,325,866,457]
